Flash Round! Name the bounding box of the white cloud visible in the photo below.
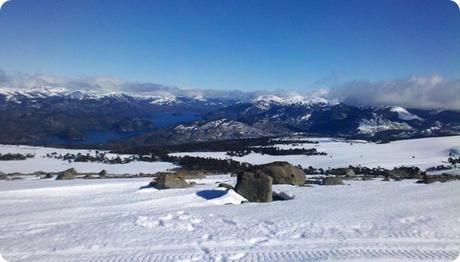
[0,70,254,101]
[1,70,459,109]
[0,0,10,11]
[331,75,460,110]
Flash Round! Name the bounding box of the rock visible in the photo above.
[41,173,53,179]
[56,168,78,180]
[217,183,235,190]
[416,174,460,184]
[390,167,422,179]
[150,173,191,189]
[394,176,402,181]
[254,161,305,186]
[98,169,108,177]
[417,175,438,184]
[235,172,273,202]
[382,176,391,181]
[322,176,344,185]
[0,173,9,180]
[272,191,294,201]
[328,168,356,177]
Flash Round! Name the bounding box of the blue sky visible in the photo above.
[0,0,459,91]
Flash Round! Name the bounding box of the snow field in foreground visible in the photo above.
[0,176,459,261]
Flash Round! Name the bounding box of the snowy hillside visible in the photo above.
[172,135,460,170]
[391,106,423,121]
[0,145,175,174]
[252,94,332,110]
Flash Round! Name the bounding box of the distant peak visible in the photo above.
[252,94,331,109]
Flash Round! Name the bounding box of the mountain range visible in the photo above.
[1,87,459,146]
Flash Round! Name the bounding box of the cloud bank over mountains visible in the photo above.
[0,70,459,109]
[333,75,460,110]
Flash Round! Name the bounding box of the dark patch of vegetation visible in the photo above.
[227,147,326,157]
[0,153,34,161]
[45,151,163,164]
[303,166,326,175]
[173,156,252,174]
[448,157,460,165]
[425,165,453,172]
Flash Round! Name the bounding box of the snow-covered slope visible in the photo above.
[0,177,458,261]
[358,115,413,134]
[252,94,333,110]
[0,145,175,174]
[390,106,422,121]
[172,119,270,142]
[173,135,460,170]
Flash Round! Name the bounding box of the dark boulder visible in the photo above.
[272,191,294,201]
[150,173,191,189]
[41,173,53,179]
[322,176,344,185]
[217,183,235,190]
[0,172,9,180]
[253,161,305,186]
[56,168,78,180]
[235,172,273,202]
[98,169,108,178]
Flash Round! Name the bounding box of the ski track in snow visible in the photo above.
[0,176,459,261]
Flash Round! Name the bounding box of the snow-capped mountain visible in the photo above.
[0,86,234,107]
[0,86,459,145]
[251,94,333,110]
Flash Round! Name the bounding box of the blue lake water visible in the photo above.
[151,112,200,128]
[40,112,201,145]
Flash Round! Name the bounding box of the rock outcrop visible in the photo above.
[253,161,305,185]
[217,183,235,190]
[235,172,273,202]
[98,169,108,178]
[56,168,78,180]
[150,173,191,189]
[389,167,422,179]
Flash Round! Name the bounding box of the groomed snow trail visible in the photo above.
[0,177,459,261]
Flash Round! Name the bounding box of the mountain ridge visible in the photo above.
[1,89,459,146]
